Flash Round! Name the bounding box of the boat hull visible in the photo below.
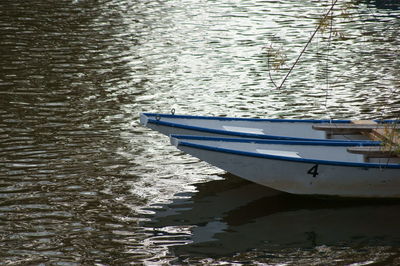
[171,136,400,198]
[141,113,395,141]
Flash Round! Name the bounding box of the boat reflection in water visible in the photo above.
[370,0,400,10]
[143,174,400,257]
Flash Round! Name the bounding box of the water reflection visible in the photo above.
[144,174,400,258]
[370,0,400,10]
[0,0,148,264]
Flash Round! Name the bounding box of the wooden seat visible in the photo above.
[347,146,399,158]
[313,120,399,144]
[351,120,399,144]
[315,120,399,159]
[312,123,389,134]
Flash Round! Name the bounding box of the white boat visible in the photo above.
[170,135,400,198]
[140,112,397,142]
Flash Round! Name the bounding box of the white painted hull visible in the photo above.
[171,136,400,198]
[140,113,396,141]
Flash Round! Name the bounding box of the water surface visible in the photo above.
[0,0,399,264]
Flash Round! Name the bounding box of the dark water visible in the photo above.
[0,0,399,264]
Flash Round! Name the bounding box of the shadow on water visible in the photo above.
[143,174,400,259]
[367,0,400,10]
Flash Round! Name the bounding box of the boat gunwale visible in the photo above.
[147,119,362,142]
[147,119,320,142]
[171,135,381,146]
[143,112,398,124]
[143,113,353,123]
[143,113,397,142]
[171,136,400,169]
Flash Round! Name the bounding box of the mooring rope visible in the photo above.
[277,0,339,90]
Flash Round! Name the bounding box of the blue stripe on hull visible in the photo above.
[150,119,381,142]
[173,137,400,169]
[143,112,398,124]
[144,112,353,123]
[171,135,381,146]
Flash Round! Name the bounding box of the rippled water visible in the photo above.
[0,0,399,264]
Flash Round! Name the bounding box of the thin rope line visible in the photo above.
[277,0,339,90]
[325,0,334,121]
